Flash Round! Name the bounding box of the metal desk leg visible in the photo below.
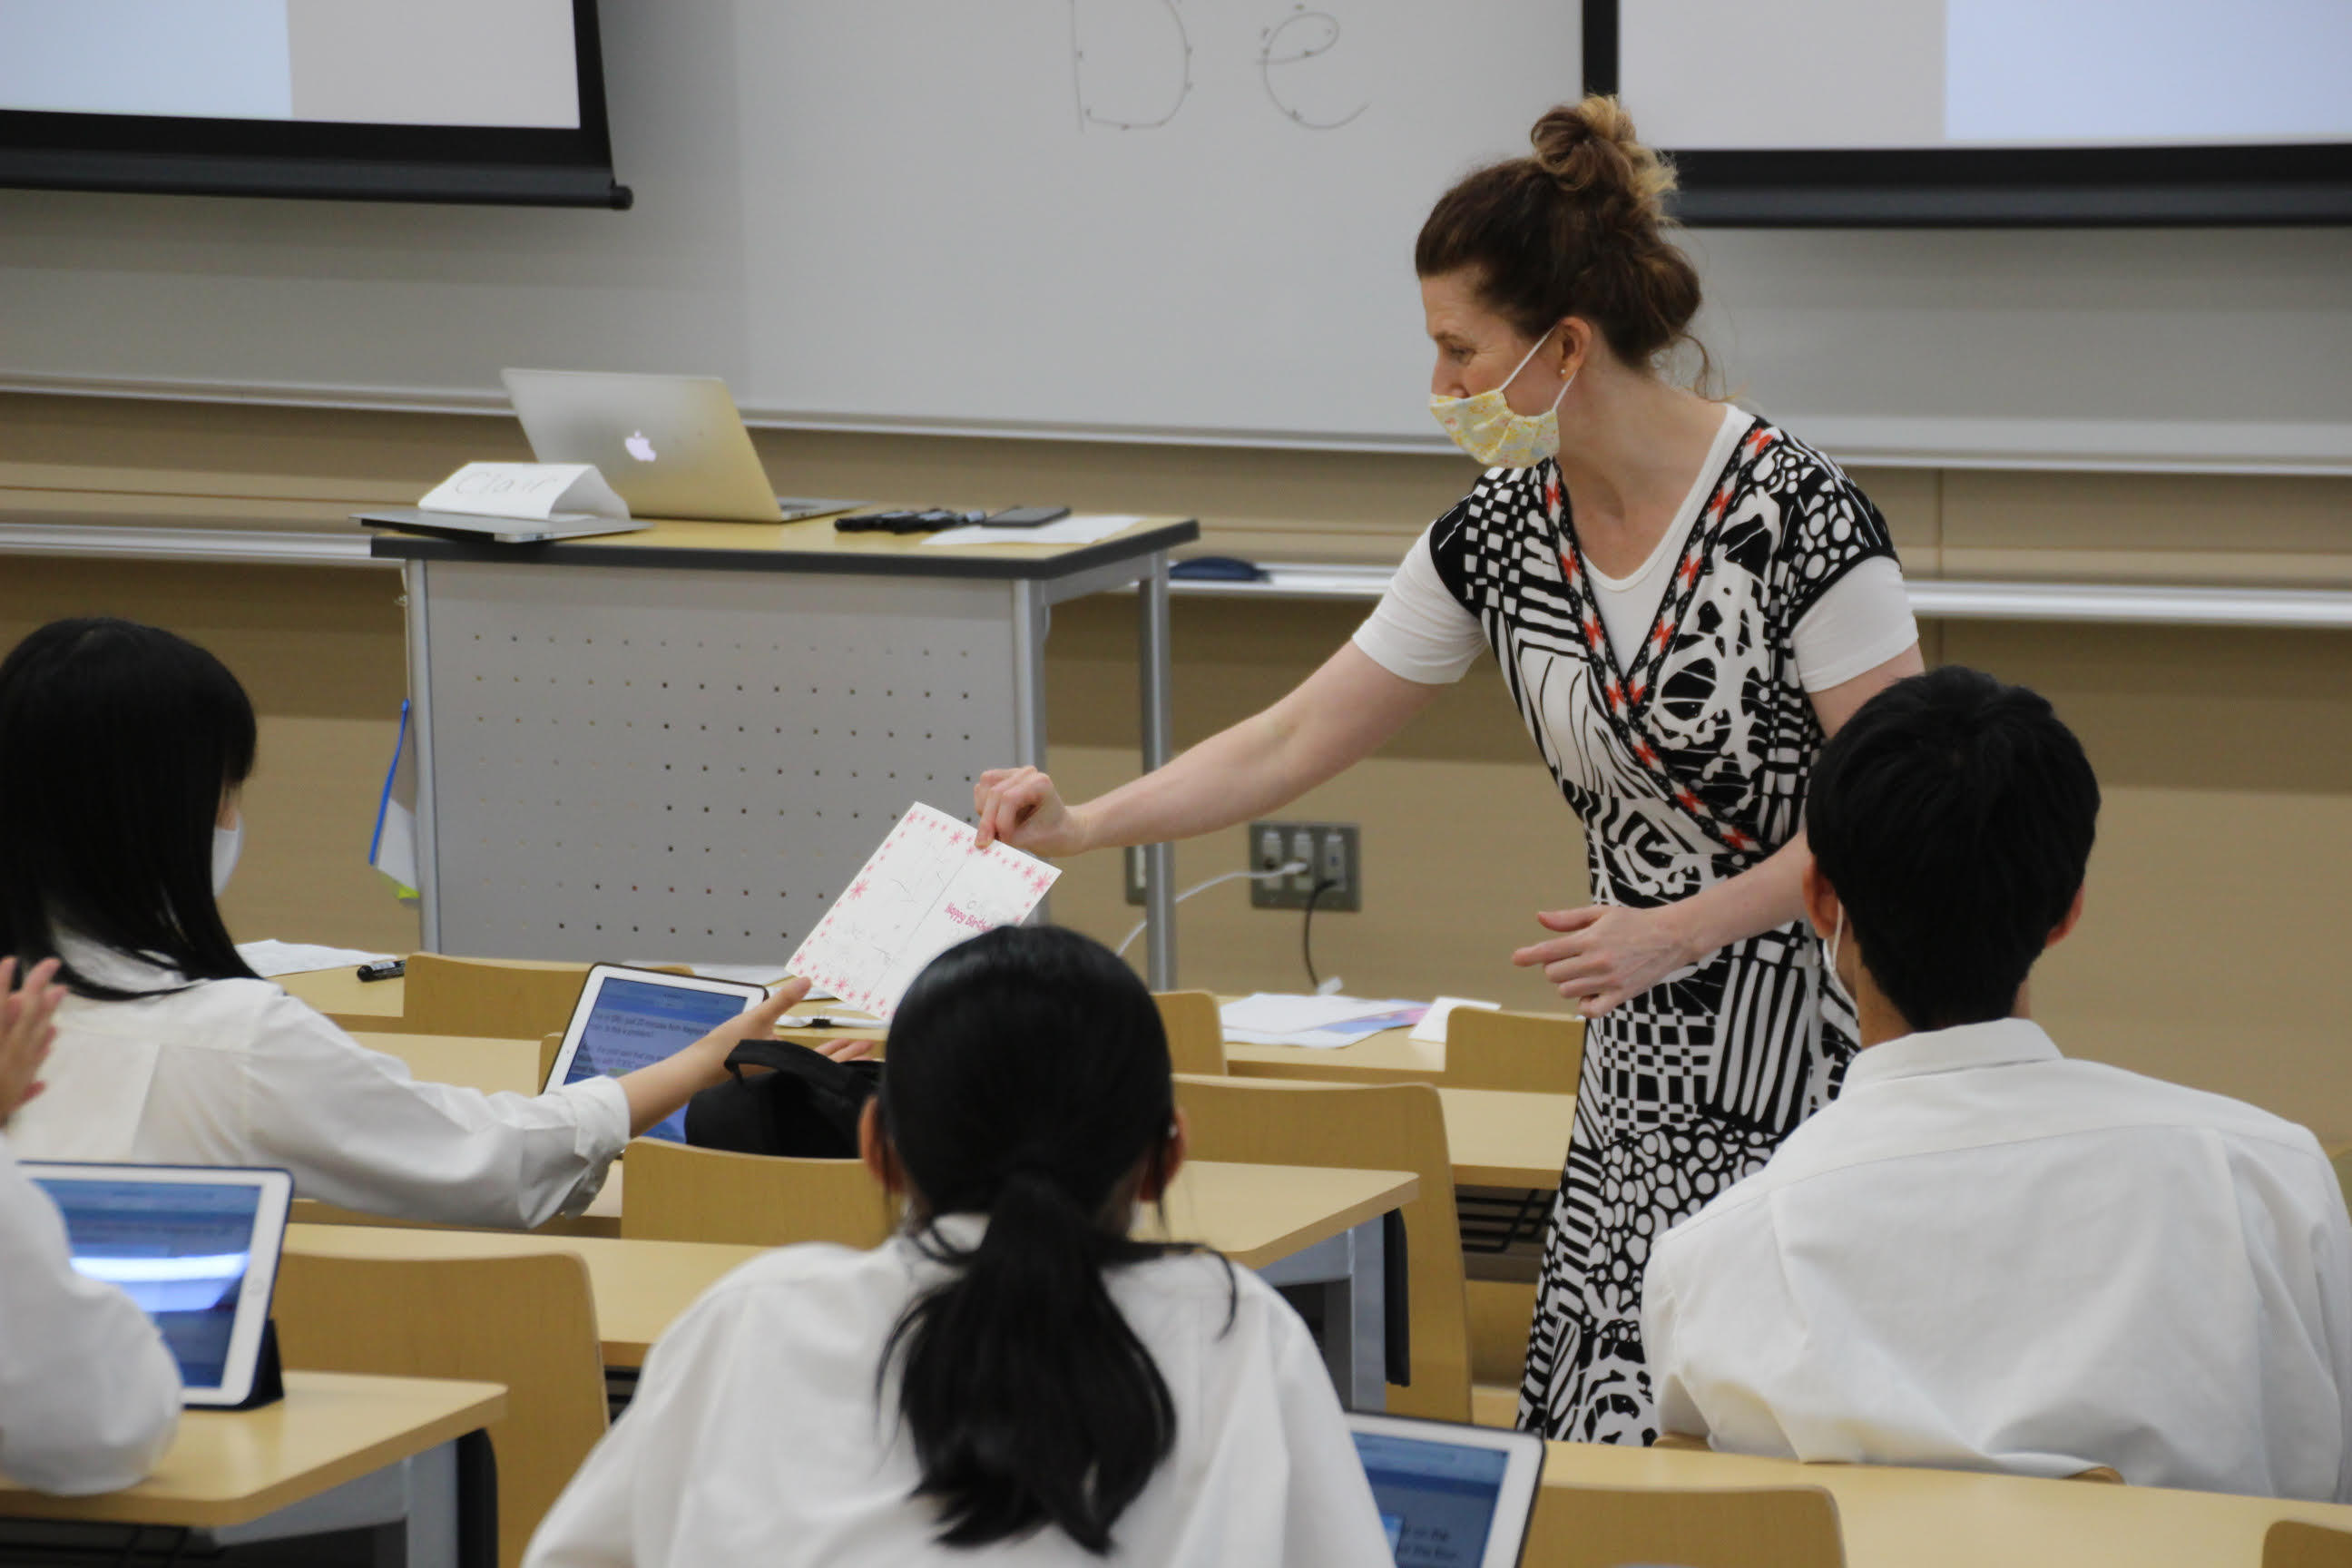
[1256,1216,1387,1411]
[403,558,442,954]
[1012,577,1054,926]
[1138,551,1176,989]
[206,1439,461,1567]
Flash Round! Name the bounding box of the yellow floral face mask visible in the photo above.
[1429,330,1573,468]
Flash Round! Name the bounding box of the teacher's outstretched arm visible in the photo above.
[973,642,1442,857]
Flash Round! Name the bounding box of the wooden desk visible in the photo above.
[333,1026,1569,1197]
[280,965,405,1024]
[283,965,883,1052]
[289,1161,1415,1368]
[1225,1027,1448,1085]
[0,1372,501,1530]
[1441,1087,1572,1189]
[1534,1439,2352,1568]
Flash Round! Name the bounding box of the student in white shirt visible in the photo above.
[1642,666,2352,1501]
[0,955,182,1494]
[0,618,808,1228]
[526,926,1392,1567]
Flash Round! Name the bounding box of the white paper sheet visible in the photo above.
[417,462,630,523]
[783,803,1060,1019]
[1220,994,1404,1034]
[921,514,1143,548]
[1218,995,1429,1048]
[1409,995,1500,1045]
[238,940,398,978]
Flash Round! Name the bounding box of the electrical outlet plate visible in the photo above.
[1247,820,1360,911]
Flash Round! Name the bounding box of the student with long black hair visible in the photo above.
[526,926,1389,1566]
[0,617,800,1228]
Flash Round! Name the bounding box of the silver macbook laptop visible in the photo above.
[503,368,859,524]
[1348,1413,1546,1566]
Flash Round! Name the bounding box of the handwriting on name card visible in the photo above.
[784,803,1059,1019]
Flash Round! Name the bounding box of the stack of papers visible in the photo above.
[1219,994,1428,1050]
[922,514,1142,548]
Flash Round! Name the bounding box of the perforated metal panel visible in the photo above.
[412,561,1024,963]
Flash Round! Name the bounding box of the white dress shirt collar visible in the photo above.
[51,927,181,992]
[1841,1015,2063,1090]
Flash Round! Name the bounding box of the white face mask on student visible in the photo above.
[1429,330,1575,469]
[212,819,244,897]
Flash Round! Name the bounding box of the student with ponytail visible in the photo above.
[526,925,1389,1566]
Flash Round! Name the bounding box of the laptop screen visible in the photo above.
[1354,1429,1513,1566]
[562,975,750,1141]
[34,1174,263,1391]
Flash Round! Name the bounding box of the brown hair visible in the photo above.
[1416,95,1707,377]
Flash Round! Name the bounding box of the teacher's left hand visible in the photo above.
[1514,905,1695,1019]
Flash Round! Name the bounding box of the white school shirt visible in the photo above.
[1642,1018,2352,1502]
[1353,406,1917,691]
[0,1132,181,1494]
[11,939,629,1230]
[524,1223,1394,1568]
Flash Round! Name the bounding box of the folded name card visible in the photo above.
[417,463,631,523]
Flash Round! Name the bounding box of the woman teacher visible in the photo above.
[974,97,1923,1444]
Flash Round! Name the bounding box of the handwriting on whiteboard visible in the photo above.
[784,802,1059,1019]
[1071,1,1367,132]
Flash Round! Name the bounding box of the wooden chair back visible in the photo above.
[272,1250,607,1568]
[1525,1481,1846,1568]
[1172,1075,1469,1420]
[620,1138,896,1249]
[1445,1008,1586,1095]
[1153,991,1226,1076]
[2269,1521,2352,1568]
[401,955,599,1042]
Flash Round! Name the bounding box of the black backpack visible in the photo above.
[683,1038,881,1159]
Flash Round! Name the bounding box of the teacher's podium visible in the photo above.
[375,514,1197,985]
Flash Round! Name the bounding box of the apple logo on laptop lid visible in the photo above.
[624,431,658,462]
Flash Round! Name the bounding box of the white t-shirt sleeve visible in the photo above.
[1791,556,1918,693]
[0,1135,181,1494]
[1349,528,1487,687]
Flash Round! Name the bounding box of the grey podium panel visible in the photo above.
[416,561,1020,963]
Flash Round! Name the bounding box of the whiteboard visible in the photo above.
[2,0,2348,473]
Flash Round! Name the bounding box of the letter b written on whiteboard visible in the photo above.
[1072,0,1192,130]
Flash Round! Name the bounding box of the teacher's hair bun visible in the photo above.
[1529,97,1679,232]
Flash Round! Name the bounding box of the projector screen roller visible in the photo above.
[1599,0,2352,224]
[0,0,626,207]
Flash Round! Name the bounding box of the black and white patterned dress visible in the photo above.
[1368,417,1906,1442]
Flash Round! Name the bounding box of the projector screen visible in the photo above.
[1598,0,2352,224]
[0,0,627,207]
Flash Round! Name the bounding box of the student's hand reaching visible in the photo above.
[810,1036,877,1063]
[0,957,65,1125]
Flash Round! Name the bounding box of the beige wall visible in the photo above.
[0,558,419,956]
[5,394,2349,1141]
